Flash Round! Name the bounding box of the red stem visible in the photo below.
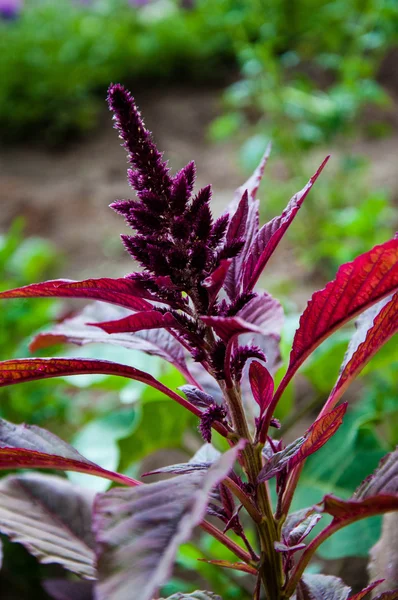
[200,520,254,565]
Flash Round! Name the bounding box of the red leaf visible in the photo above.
[0,419,139,487]
[197,559,257,575]
[243,156,329,292]
[0,358,200,416]
[348,580,384,600]
[290,403,347,467]
[324,292,398,414]
[249,361,274,416]
[285,238,398,383]
[200,316,262,343]
[0,278,152,311]
[320,494,398,523]
[90,310,181,334]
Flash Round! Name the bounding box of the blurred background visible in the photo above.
[0,0,398,598]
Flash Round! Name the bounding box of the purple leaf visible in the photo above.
[258,437,305,483]
[0,473,96,579]
[236,292,284,335]
[142,463,211,477]
[274,541,306,553]
[43,580,94,600]
[143,443,221,477]
[282,238,398,387]
[223,198,260,300]
[0,418,139,486]
[249,361,274,416]
[223,147,271,300]
[243,157,329,292]
[0,357,201,417]
[324,292,398,414]
[90,310,181,334]
[297,574,351,600]
[30,303,190,379]
[0,278,153,311]
[226,190,248,245]
[355,447,398,499]
[282,509,321,547]
[286,514,322,547]
[190,443,221,464]
[93,444,242,600]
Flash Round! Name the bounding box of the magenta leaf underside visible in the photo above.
[297,573,352,600]
[93,445,242,600]
[30,302,189,377]
[0,473,96,579]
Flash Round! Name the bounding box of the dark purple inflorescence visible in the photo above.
[107,84,242,312]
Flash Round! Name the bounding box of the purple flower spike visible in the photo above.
[107,84,172,199]
[107,83,238,305]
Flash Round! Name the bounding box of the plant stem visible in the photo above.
[221,382,284,600]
